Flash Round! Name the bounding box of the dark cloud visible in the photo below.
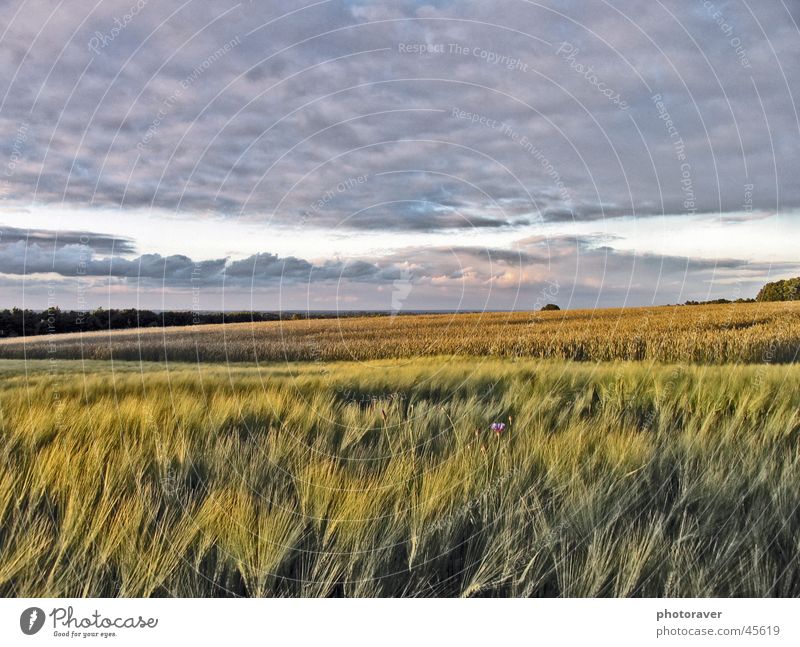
[3,230,800,310]
[0,241,398,288]
[0,0,797,231]
[0,226,136,254]
[226,252,397,283]
[360,234,800,310]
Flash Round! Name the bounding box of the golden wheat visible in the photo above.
[1,301,798,365]
[1,357,799,596]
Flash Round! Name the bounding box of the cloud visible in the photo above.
[0,226,136,254]
[1,1,798,310]
[0,0,796,232]
[0,239,400,288]
[357,234,800,309]
[3,228,799,310]
[226,252,399,283]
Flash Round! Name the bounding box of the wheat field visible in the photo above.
[1,301,799,364]
[1,355,799,597]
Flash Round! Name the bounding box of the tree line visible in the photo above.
[2,276,797,338]
[756,277,800,302]
[0,308,360,338]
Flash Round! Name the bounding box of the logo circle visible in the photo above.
[20,607,45,635]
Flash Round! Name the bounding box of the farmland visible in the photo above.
[1,301,798,364]
[0,302,799,597]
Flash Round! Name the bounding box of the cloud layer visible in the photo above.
[0,0,798,230]
[3,227,797,312]
[1,1,798,310]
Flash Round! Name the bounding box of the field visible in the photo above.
[1,301,799,364]
[1,303,799,597]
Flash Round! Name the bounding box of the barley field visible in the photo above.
[1,301,799,364]
[1,356,799,597]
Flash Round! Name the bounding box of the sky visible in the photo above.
[0,0,799,311]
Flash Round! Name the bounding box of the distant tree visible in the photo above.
[684,298,731,306]
[756,277,800,302]
[540,303,561,311]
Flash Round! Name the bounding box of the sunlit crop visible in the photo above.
[1,302,797,364]
[1,356,799,597]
